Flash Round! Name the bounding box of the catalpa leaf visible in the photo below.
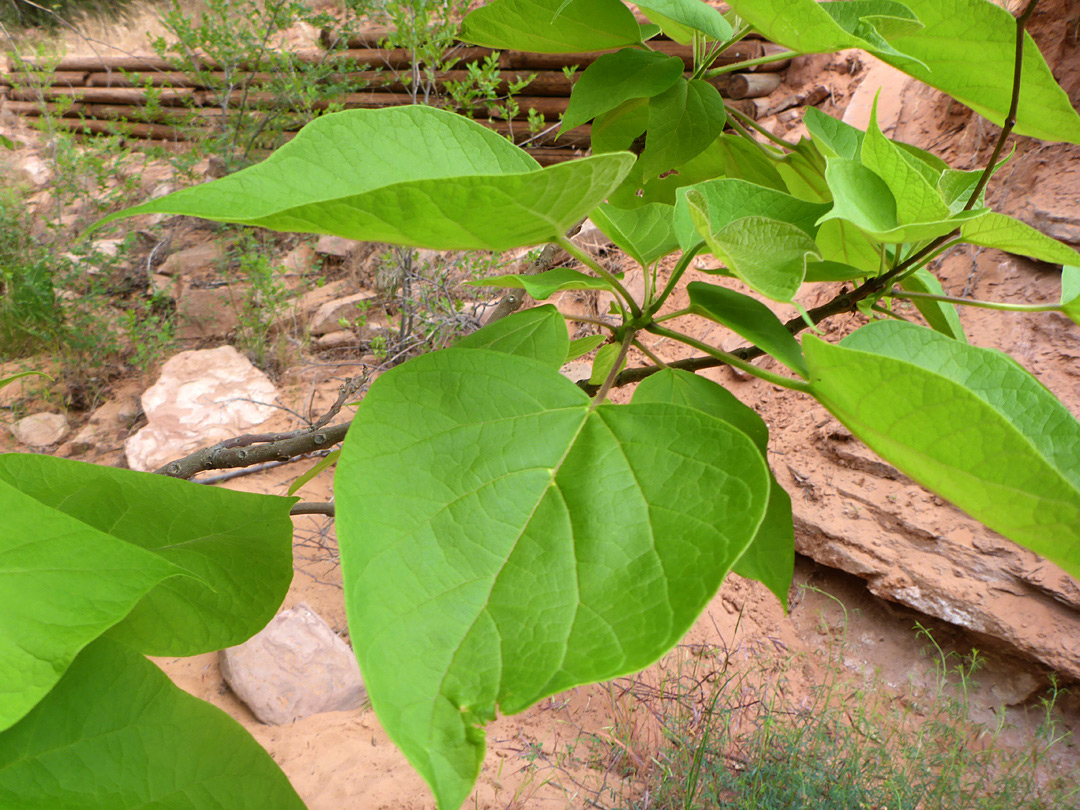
[0,463,182,731]
[469,267,617,299]
[960,211,1080,267]
[898,268,967,342]
[820,157,987,243]
[0,454,294,658]
[455,305,568,369]
[591,202,679,267]
[459,0,643,52]
[686,192,821,302]
[862,99,949,225]
[632,370,793,609]
[100,107,634,252]
[641,78,727,178]
[567,333,607,361]
[728,0,1080,144]
[814,219,883,275]
[804,106,863,160]
[805,259,873,282]
[1062,265,1080,327]
[805,320,1080,580]
[673,178,830,250]
[686,281,808,376]
[335,349,770,810]
[560,49,684,132]
[0,638,306,810]
[711,133,787,192]
[638,0,732,43]
[588,341,625,384]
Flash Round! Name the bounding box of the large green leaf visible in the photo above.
[1063,266,1080,327]
[805,106,864,160]
[459,0,643,52]
[638,0,732,43]
[560,49,684,132]
[99,107,634,252]
[711,133,788,192]
[335,349,771,810]
[469,267,616,299]
[960,211,1080,267]
[0,637,306,810]
[591,202,679,267]
[455,305,569,369]
[686,281,808,376]
[805,321,1080,579]
[0,467,182,731]
[0,455,295,658]
[632,370,793,609]
[898,268,966,342]
[641,79,727,177]
[728,0,1080,144]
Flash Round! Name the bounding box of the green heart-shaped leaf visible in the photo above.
[0,455,295,660]
[459,0,643,53]
[455,305,569,369]
[591,202,679,267]
[0,637,306,810]
[960,211,1080,267]
[560,49,684,132]
[638,0,733,43]
[805,321,1080,579]
[898,268,967,342]
[100,107,634,252]
[335,349,771,810]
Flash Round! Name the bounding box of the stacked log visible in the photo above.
[1,29,792,164]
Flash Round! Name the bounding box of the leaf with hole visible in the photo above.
[686,282,807,376]
[99,107,634,252]
[0,637,306,810]
[805,320,1080,580]
[455,305,569,369]
[334,349,771,810]
[560,49,684,132]
[459,0,643,52]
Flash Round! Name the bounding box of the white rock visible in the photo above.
[157,243,224,277]
[219,603,366,725]
[11,412,68,446]
[125,346,279,472]
[17,155,50,187]
[314,235,361,258]
[308,290,378,336]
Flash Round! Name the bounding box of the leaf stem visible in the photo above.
[592,330,635,405]
[725,113,787,157]
[653,306,693,323]
[706,49,798,77]
[557,235,642,318]
[632,338,669,368]
[890,289,1062,312]
[651,241,705,315]
[725,103,797,151]
[646,324,811,391]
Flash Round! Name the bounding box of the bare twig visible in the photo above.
[291,501,335,517]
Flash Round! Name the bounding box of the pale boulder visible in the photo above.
[11,412,68,447]
[219,603,367,725]
[125,346,278,472]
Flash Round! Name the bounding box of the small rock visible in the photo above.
[176,285,243,340]
[125,346,278,472]
[219,603,366,725]
[280,243,318,276]
[316,330,357,349]
[150,273,182,301]
[16,155,49,187]
[308,290,378,336]
[157,243,224,277]
[11,412,69,447]
[314,235,361,258]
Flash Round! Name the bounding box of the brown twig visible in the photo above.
[291,501,335,517]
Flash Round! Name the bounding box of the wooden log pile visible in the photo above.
[0,26,791,164]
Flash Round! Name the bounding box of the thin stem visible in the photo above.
[890,289,1062,312]
[706,49,798,77]
[725,103,798,151]
[592,330,635,405]
[647,325,810,391]
[291,502,335,517]
[725,114,787,157]
[652,242,705,315]
[632,338,670,369]
[653,307,693,323]
[964,0,1038,213]
[557,236,642,318]
[568,314,619,331]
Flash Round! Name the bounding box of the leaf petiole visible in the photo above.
[705,49,799,77]
[558,235,642,318]
[890,288,1065,313]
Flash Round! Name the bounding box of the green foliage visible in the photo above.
[9,0,1080,808]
